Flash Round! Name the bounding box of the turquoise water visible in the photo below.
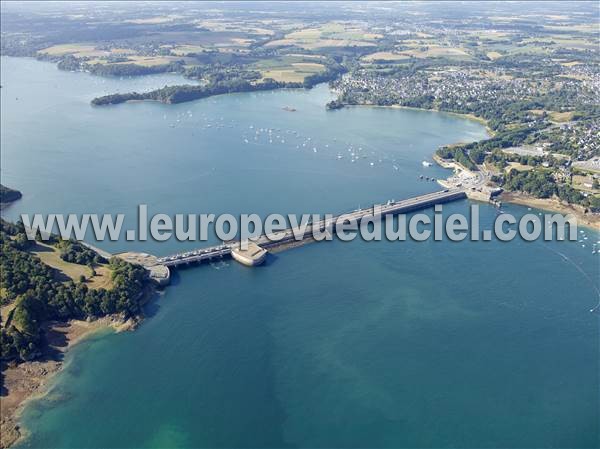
[2,57,598,448]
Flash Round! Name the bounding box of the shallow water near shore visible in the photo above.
[2,56,599,448]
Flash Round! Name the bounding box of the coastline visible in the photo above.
[0,315,140,449]
[1,77,595,448]
[500,192,600,231]
[432,155,600,231]
[357,102,599,230]
[343,103,494,137]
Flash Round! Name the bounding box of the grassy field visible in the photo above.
[473,32,597,58]
[87,266,114,290]
[252,55,325,82]
[572,174,599,193]
[266,22,378,49]
[40,44,140,59]
[362,51,409,62]
[548,111,575,123]
[30,242,114,289]
[559,61,582,67]
[0,301,16,324]
[528,110,575,122]
[286,53,326,60]
[471,30,512,40]
[197,19,275,36]
[486,51,504,60]
[39,44,104,57]
[41,30,256,61]
[113,56,179,66]
[360,42,473,62]
[521,36,597,51]
[85,55,183,67]
[505,162,535,173]
[397,45,471,59]
[170,44,205,56]
[267,37,375,49]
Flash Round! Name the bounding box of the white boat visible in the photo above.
[422,161,432,167]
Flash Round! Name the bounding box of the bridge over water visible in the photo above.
[156,189,466,268]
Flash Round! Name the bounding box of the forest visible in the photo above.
[0,220,149,362]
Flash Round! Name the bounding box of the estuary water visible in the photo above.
[1,57,598,448]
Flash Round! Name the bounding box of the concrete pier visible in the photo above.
[231,242,268,266]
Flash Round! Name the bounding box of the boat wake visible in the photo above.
[542,243,600,313]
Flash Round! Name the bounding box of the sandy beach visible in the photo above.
[0,316,138,449]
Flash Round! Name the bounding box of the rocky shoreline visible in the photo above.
[0,315,140,449]
[500,191,600,231]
